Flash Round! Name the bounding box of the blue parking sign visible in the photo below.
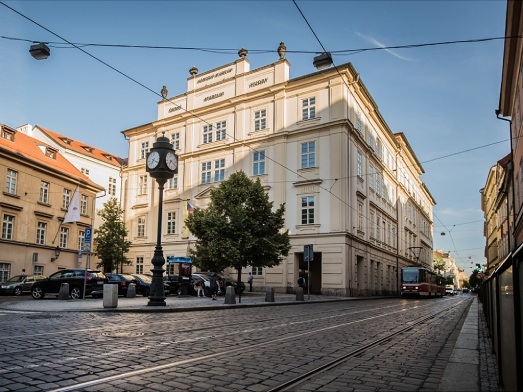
[85,227,92,243]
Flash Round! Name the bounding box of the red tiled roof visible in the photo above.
[36,125,124,167]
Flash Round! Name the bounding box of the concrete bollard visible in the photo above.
[296,287,304,301]
[103,284,118,308]
[265,287,275,302]
[126,283,136,298]
[58,283,69,300]
[224,286,236,304]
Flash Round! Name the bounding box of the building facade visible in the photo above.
[0,124,104,280]
[121,47,435,296]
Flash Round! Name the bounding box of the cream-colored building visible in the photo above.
[121,47,435,296]
[0,124,104,280]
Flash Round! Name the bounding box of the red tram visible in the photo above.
[401,267,445,298]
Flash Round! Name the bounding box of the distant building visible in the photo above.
[433,249,460,288]
[0,124,104,279]
[121,46,435,296]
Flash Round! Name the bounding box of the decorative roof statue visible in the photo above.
[189,66,198,76]
[278,42,286,59]
[238,48,248,59]
[161,85,168,100]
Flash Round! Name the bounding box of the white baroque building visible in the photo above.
[121,46,435,296]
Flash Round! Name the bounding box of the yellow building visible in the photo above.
[121,46,435,296]
[0,124,104,279]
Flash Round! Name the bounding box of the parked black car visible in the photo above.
[131,274,170,297]
[0,275,47,296]
[105,273,138,296]
[31,269,107,299]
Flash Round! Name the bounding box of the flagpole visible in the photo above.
[53,185,80,247]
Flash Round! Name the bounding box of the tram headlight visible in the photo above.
[414,286,418,290]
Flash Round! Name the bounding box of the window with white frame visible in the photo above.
[254,109,267,131]
[201,161,212,184]
[2,214,14,240]
[81,168,90,176]
[140,142,149,159]
[376,172,382,196]
[301,196,315,224]
[0,263,10,282]
[33,265,44,276]
[355,112,363,133]
[59,227,69,249]
[171,132,180,150]
[108,177,116,196]
[203,125,213,144]
[6,169,17,194]
[370,211,375,238]
[302,97,316,120]
[139,175,148,195]
[62,189,71,209]
[253,150,265,176]
[300,141,316,169]
[252,266,263,275]
[78,230,85,251]
[357,151,363,178]
[137,216,146,237]
[168,175,178,190]
[36,222,47,245]
[136,257,144,274]
[369,165,375,189]
[215,121,226,141]
[81,195,88,215]
[376,216,381,241]
[167,212,176,235]
[214,159,225,182]
[357,201,363,232]
[40,181,49,204]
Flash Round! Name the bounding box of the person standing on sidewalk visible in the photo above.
[248,272,253,292]
[210,274,219,300]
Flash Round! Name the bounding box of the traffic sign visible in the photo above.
[304,244,314,262]
[84,227,92,244]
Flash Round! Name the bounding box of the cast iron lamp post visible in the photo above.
[145,134,178,306]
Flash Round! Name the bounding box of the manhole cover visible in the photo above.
[102,331,145,338]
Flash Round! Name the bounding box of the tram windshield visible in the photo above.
[402,269,419,284]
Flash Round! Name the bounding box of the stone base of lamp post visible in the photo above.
[148,246,166,306]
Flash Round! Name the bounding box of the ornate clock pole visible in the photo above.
[145,133,178,306]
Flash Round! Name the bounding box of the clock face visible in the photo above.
[147,151,160,169]
[166,151,178,171]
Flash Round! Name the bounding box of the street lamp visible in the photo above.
[145,134,178,306]
[51,245,61,262]
[313,52,333,70]
[29,42,50,60]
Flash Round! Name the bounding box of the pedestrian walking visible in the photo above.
[210,274,219,300]
[194,278,204,297]
[248,272,253,292]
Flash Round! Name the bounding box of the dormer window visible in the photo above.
[60,137,72,145]
[102,153,113,161]
[82,145,94,153]
[45,147,57,159]
[1,126,15,141]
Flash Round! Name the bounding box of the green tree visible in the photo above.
[93,198,132,272]
[185,171,291,278]
[469,270,480,288]
[433,255,445,276]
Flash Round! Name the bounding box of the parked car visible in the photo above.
[105,273,138,296]
[0,275,47,296]
[198,271,246,294]
[131,274,170,297]
[31,269,107,299]
[163,275,181,295]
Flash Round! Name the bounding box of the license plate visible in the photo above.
[97,281,103,285]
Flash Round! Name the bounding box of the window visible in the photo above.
[252,267,263,276]
[36,222,47,245]
[301,141,316,169]
[140,142,149,159]
[139,175,148,195]
[168,175,178,190]
[357,202,363,232]
[81,195,88,215]
[355,112,363,133]
[1,127,14,141]
[45,147,57,159]
[369,165,375,189]
[253,150,266,176]
[63,189,72,209]
[78,230,85,251]
[254,109,267,131]
[201,161,212,184]
[357,151,363,178]
[215,121,226,141]
[6,169,17,194]
[33,265,44,276]
[167,212,176,235]
[376,217,381,241]
[136,257,144,274]
[59,227,69,249]
[81,168,90,176]
[137,216,146,237]
[301,196,315,224]
[2,214,14,240]
[302,97,316,120]
[0,263,10,282]
[171,132,180,150]
[203,125,213,144]
[370,211,375,238]
[376,172,381,196]
[39,181,49,203]
[108,177,116,196]
[214,159,225,182]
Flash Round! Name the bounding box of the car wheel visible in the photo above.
[142,287,150,297]
[70,286,83,300]
[31,286,44,299]
[13,286,22,296]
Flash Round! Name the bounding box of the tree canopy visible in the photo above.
[93,198,132,272]
[185,171,291,273]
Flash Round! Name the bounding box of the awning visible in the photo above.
[167,256,192,263]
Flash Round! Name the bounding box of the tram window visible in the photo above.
[402,269,418,283]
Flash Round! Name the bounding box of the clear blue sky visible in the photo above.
[0,1,509,275]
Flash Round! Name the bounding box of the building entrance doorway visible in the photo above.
[298,252,322,294]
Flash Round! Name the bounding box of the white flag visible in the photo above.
[63,186,80,223]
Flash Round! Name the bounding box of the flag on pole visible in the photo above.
[63,186,81,223]
[181,200,194,239]
[187,202,194,213]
